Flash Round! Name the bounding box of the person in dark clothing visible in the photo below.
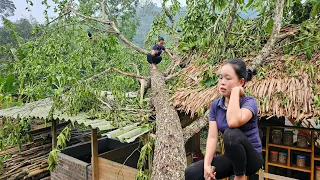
[147,36,174,70]
[185,58,263,180]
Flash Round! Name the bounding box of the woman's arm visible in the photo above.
[204,121,219,166]
[226,87,253,128]
[151,50,157,56]
[164,49,174,59]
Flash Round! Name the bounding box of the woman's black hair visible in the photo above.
[158,36,164,42]
[223,58,256,84]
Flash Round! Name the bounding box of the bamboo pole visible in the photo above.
[91,128,99,180]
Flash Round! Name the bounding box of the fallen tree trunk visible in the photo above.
[150,70,186,180]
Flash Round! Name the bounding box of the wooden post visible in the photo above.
[265,127,270,180]
[51,120,57,149]
[311,131,314,180]
[91,128,99,180]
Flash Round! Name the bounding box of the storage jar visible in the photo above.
[272,129,282,144]
[297,132,308,148]
[283,131,294,146]
[316,166,320,180]
[270,151,278,162]
[279,152,287,164]
[296,155,306,167]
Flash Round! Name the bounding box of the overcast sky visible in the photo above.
[7,0,186,24]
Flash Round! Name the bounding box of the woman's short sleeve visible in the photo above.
[241,96,258,117]
[208,100,218,121]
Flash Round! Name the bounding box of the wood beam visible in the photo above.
[91,128,99,180]
[51,120,57,149]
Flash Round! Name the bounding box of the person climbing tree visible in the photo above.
[185,58,263,180]
[147,36,174,70]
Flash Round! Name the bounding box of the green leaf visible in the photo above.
[246,0,254,8]
[266,19,274,34]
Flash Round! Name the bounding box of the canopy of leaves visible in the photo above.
[0,0,16,17]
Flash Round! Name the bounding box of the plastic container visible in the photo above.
[297,132,308,148]
[279,152,287,164]
[316,166,320,180]
[272,129,282,144]
[296,155,306,167]
[270,151,279,162]
[283,131,294,146]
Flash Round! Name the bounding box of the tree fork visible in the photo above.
[150,70,186,180]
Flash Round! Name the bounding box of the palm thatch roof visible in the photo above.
[171,48,320,125]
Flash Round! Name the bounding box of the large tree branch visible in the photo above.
[68,7,148,55]
[130,63,146,106]
[248,0,285,71]
[183,110,209,143]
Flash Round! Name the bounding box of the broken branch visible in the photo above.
[85,68,111,82]
[183,110,209,143]
[112,67,148,80]
[210,0,232,33]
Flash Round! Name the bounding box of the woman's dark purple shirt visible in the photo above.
[208,96,262,153]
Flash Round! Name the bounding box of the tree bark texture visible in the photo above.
[150,70,187,180]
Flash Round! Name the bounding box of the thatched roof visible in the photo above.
[171,49,320,123]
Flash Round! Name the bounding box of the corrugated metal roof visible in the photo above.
[0,96,149,143]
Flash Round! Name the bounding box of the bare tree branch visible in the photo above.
[101,0,107,21]
[183,110,209,143]
[223,0,238,52]
[85,68,111,82]
[69,8,111,25]
[112,68,148,80]
[97,97,113,110]
[165,68,185,82]
[209,0,232,33]
[120,108,154,113]
[248,0,285,71]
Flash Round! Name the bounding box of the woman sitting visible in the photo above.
[185,58,263,180]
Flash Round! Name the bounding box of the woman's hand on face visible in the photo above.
[204,165,216,180]
[232,86,245,97]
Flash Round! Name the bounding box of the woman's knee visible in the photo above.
[223,128,243,142]
[185,160,204,180]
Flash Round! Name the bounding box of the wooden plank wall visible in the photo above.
[98,157,137,180]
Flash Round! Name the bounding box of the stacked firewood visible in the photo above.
[0,126,91,180]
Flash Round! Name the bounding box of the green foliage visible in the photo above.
[0,0,16,17]
[200,67,219,88]
[135,135,155,180]
[314,95,320,110]
[0,117,31,155]
[282,18,320,59]
[179,0,218,44]
[48,125,71,172]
